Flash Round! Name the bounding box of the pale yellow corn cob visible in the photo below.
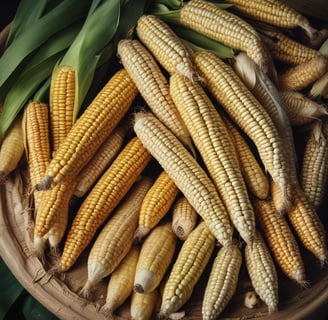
[117,39,193,152]
[130,288,158,320]
[253,198,306,284]
[172,195,198,240]
[36,68,138,190]
[74,123,129,198]
[193,50,290,209]
[170,72,255,245]
[180,0,272,74]
[134,221,177,294]
[245,230,279,314]
[223,116,269,200]
[202,242,242,320]
[79,176,153,298]
[136,14,196,80]
[60,138,152,273]
[301,120,328,211]
[134,170,179,243]
[101,245,140,317]
[133,112,233,247]
[160,221,216,318]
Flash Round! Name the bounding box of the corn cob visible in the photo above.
[180,0,272,74]
[225,0,319,40]
[245,230,279,314]
[133,112,233,247]
[170,72,255,245]
[0,113,24,182]
[36,68,138,190]
[280,90,328,126]
[117,39,193,153]
[278,55,328,91]
[134,170,179,243]
[311,71,328,99]
[160,221,216,318]
[136,14,196,81]
[223,116,269,200]
[73,122,129,198]
[60,137,152,273]
[202,242,242,320]
[130,288,158,320]
[193,50,290,209]
[253,198,306,285]
[134,221,177,294]
[301,120,328,211]
[172,195,198,240]
[79,176,153,298]
[101,245,140,317]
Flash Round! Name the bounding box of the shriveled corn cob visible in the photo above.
[136,14,196,80]
[280,90,328,126]
[49,64,76,152]
[36,68,138,190]
[101,245,140,317]
[79,176,153,298]
[172,195,198,240]
[74,122,129,198]
[301,120,328,211]
[225,0,319,40]
[287,188,328,265]
[60,137,152,273]
[170,72,256,245]
[278,55,328,91]
[253,198,306,284]
[131,288,158,320]
[202,242,242,320]
[117,39,193,153]
[180,0,272,74]
[0,113,24,182]
[133,112,233,247]
[160,221,216,318]
[134,221,177,294]
[245,230,279,314]
[193,50,290,208]
[134,170,179,243]
[223,116,269,200]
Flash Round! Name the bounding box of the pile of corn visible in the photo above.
[1,0,328,319]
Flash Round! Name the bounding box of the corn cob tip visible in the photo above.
[244,291,259,309]
[35,176,53,191]
[133,283,145,294]
[79,280,93,300]
[133,226,150,244]
[33,236,47,264]
[99,305,113,318]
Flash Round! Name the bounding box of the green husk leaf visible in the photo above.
[151,0,183,10]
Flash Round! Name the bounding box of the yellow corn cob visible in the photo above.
[130,288,158,320]
[172,195,198,240]
[60,137,152,273]
[202,242,242,320]
[101,245,140,317]
[0,113,24,182]
[160,221,216,317]
[280,90,328,126]
[117,39,193,153]
[134,170,179,243]
[36,68,138,190]
[74,122,129,198]
[134,221,176,294]
[263,30,322,65]
[301,120,328,211]
[23,101,51,211]
[278,55,328,91]
[79,176,153,298]
[193,50,290,209]
[49,64,76,152]
[170,72,256,245]
[223,116,269,200]
[133,112,233,247]
[136,14,196,81]
[180,0,272,74]
[287,188,328,265]
[253,198,306,284]
[245,230,279,314]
